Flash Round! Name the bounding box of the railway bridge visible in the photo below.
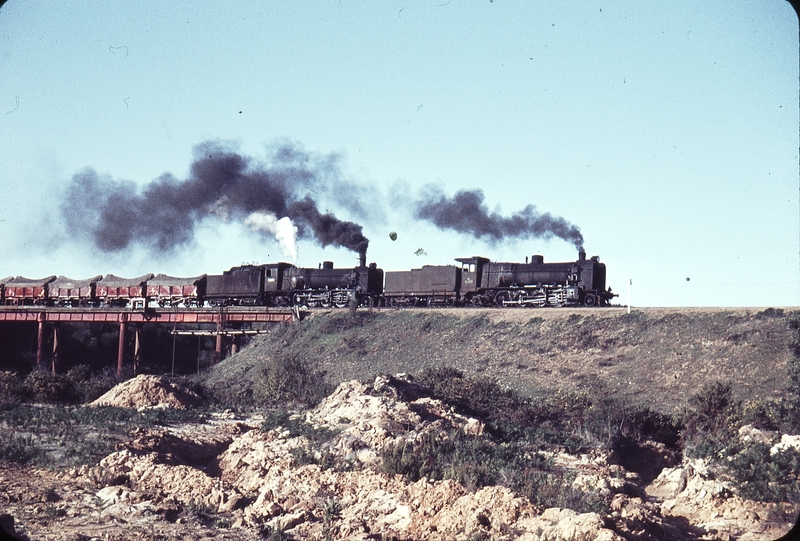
[0,306,301,376]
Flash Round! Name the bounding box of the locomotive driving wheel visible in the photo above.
[494,291,511,307]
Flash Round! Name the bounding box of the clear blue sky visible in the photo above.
[1,1,797,307]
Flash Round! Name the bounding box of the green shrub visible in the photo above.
[0,433,41,464]
[756,308,785,319]
[682,381,740,458]
[380,428,609,514]
[253,353,333,406]
[511,467,608,515]
[415,368,680,453]
[724,444,800,503]
[381,430,508,488]
[416,368,537,441]
[0,371,27,408]
[739,398,789,432]
[23,370,81,404]
[690,381,735,426]
[65,365,124,403]
[261,409,337,444]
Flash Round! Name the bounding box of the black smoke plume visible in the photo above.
[61,141,369,259]
[415,187,584,250]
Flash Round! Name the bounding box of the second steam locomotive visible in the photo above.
[0,251,614,309]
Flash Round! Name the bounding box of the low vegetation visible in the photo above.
[253,352,333,407]
[2,308,800,512]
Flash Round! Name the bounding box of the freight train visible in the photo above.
[0,251,614,308]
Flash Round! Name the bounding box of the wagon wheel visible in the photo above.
[584,293,598,307]
[470,295,483,307]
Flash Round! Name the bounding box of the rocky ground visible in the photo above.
[1,372,798,541]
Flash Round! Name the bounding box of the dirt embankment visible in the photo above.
[204,306,794,413]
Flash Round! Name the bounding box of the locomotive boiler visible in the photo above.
[285,261,384,308]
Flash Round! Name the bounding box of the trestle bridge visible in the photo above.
[0,306,301,376]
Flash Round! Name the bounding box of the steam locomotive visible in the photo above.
[383,251,614,307]
[0,251,614,308]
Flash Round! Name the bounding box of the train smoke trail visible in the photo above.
[60,141,370,260]
[415,187,584,251]
[244,212,299,262]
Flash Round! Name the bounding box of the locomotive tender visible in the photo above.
[0,251,613,308]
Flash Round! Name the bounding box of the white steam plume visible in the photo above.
[244,212,299,263]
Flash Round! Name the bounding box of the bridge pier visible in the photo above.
[215,308,225,359]
[117,314,127,377]
[36,313,45,370]
[52,324,59,374]
[133,324,142,375]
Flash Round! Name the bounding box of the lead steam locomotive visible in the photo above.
[0,251,614,308]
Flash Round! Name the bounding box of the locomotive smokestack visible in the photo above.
[579,251,586,261]
[359,253,367,268]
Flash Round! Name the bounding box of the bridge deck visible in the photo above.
[0,307,298,324]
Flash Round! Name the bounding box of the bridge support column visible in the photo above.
[215,332,223,359]
[133,324,141,375]
[51,324,59,374]
[36,313,45,370]
[215,308,225,361]
[117,314,127,377]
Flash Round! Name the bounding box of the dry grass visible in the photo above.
[202,306,795,414]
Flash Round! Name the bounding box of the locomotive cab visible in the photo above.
[454,257,488,293]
